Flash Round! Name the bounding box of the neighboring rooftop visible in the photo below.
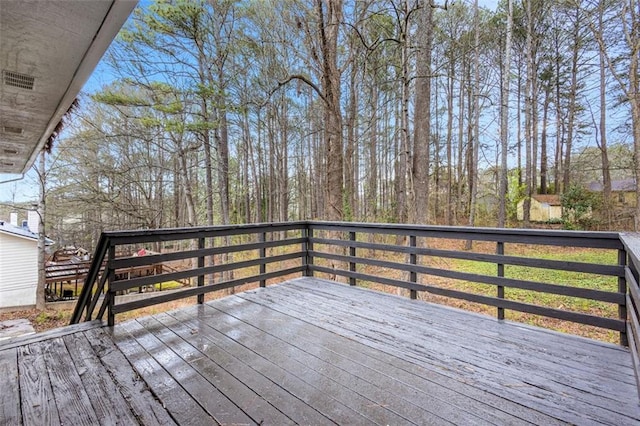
[532,194,561,205]
[0,220,39,241]
[589,178,636,192]
[0,220,54,244]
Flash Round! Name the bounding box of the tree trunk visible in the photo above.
[498,0,513,228]
[367,83,379,220]
[466,0,481,249]
[596,0,612,226]
[412,1,433,225]
[446,54,455,225]
[317,0,344,222]
[563,8,581,193]
[36,150,46,310]
[540,85,551,194]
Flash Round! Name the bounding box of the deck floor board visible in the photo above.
[153,311,333,425]
[0,347,21,425]
[17,343,61,425]
[241,279,638,425]
[1,277,639,425]
[212,294,561,425]
[61,332,140,424]
[263,280,638,401]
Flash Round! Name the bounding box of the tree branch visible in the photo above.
[261,74,327,107]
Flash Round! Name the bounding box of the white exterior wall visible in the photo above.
[0,233,38,308]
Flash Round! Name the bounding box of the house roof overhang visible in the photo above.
[0,0,137,176]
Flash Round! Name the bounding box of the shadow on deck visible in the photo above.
[2,277,638,425]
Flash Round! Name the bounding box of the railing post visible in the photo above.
[497,241,505,320]
[107,244,116,327]
[619,248,628,346]
[197,237,205,304]
[349,231,356,286]
[306,227,314,277]
[409,235,417,300]
[260,232,267,287]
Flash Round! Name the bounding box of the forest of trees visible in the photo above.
[32,0,639,249]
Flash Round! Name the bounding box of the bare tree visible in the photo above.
[498,0,513,227]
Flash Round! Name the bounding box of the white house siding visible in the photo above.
[0,233,38,308]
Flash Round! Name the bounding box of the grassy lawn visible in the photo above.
[426,248,621,343]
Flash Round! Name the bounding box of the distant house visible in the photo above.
[0,213,53,309]
[0,221,39,309]
[517,195,562,222]
[589,179,636,207]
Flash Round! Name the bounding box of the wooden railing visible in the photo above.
[619,233,640,396]
[71,222,308,326]
[71,221,629,344]
[308,222,627,342]
[45,260,93,300]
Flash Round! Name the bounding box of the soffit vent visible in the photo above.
[2,70,35,90]
[1,161,15,167]
[3,149,19,155]
[2,126,24,135]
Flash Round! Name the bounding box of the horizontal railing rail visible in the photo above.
[71,220,630,346]
[71,222,309,325]
[306,222,627,344]
[619,233,640,397]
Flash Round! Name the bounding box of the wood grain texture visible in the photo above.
[61,332,139,424]
[111,324,218,426]
[84,327,176,425]
[17,343,61,425]
[40,338,99,425]
[5,277,640,425]
[0,348,22,425]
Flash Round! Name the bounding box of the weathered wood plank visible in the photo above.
[310,264,626,331]
[290,278,634,376]
[282,284,636,401]
[0,348,21,425]
[627,323,640,402]
[152,311,333,425]
[112,251,303,291]
[107,222,306,245]
[9,275,640,425]
[206,296,545,425]
[40,338,99,425]
[135,315,294,425]
[110,324,216,426]
[295,277,630,358]
[308,222,623,249]
[285,279,637,391]
[0,320,103,351]
[61,332,139,424]
[165,306,376,425]
[241,279,639,425]
[17,343,61,425]
[118,319,255,425]
[196,303,463,426]
[83,328,176,425]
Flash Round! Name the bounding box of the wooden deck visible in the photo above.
[1,277,639,425]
